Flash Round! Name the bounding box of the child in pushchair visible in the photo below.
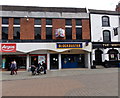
[31,64,44,75]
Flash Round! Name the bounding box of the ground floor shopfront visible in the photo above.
[1,42,92,70]
[92,42,120,67]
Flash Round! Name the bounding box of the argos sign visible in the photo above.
[0,43,16,52]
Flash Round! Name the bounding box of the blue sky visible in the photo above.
[0,0,119,11]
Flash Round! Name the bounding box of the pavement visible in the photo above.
[1,68,119,96]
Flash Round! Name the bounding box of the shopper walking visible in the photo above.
[42,61,47,74]
[13,60,17,75]
[10,61,15,75]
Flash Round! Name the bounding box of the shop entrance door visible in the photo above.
[95,49,103,65]
[50,54,59,69]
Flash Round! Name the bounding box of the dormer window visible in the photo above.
[102,16,110,27]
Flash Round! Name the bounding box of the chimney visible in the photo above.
[116,1,120,11]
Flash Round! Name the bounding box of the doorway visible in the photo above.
[50,54,59,69]
[95,49,103,65]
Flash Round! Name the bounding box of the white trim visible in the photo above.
[34,25,41,27]
[2,25,9,27]
[76,26,82,28]
[46,25,52,27]
[65,26,72,28]
[13,25,20,27]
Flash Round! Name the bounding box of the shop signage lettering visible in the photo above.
[93,43,120,48]
[57,43,82,49]
[0,43,16,52]
[103,44,120,47]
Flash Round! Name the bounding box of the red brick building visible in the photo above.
[1,5,92,70]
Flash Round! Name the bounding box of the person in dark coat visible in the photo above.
[10,61,15,75]
[31,58,38,75]
[42,61,47,74]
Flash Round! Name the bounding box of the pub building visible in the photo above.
[89,9,120,68]
[0,5,92,70]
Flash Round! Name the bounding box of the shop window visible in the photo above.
[14,18,20,25]
[34,18,41,25]
[2,27,8,40]
[103,30,111,42]
[13,27,20,39]
[108,49,118,61]
[2,17,9,24]
[46,27,52,40]
[35,27,41,40]
[76,28,82,40]
[102,16,110,27]
[66,28,72,40]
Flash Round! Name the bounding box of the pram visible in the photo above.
[31,65,44,75]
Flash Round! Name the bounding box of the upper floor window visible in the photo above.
[46,19,52,25]
[2,27,8,40]
[14,18,20,25]
[34,27,41,40]
[103,30,111,42]
[65,19,72,26]
[76,28,82,40]
[76,19,82,26]
[34,18,41,25]
[113,27,118,36]
[2,18,9,24]
[65,19,72,40]
[66,28,72,40]
[46,27,52,40]
[102,16,110,27]
[13,27,20,39]
[76,19,82,40]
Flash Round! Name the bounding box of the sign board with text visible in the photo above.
[57,43,82,49]
[0,43,16,52]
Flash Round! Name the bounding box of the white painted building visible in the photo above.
[89,9,120,67]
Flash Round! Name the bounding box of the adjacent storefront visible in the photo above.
[92,42,120,67]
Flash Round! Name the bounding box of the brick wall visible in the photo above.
[1,17,90,41]
[8,18,14,40]
[82,19,90,40]
[41,19,46,40]
[52,19,65,39]
[72,19,76,40]
[20,18,34,40]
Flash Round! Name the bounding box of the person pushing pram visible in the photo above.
[31,58,44,75]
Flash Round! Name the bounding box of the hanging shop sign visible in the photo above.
[0,43,16,52]
[57,43,82,49]
[55,28,65,37]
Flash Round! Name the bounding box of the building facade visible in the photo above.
[89,9,120,67]
[0,5,92,70]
